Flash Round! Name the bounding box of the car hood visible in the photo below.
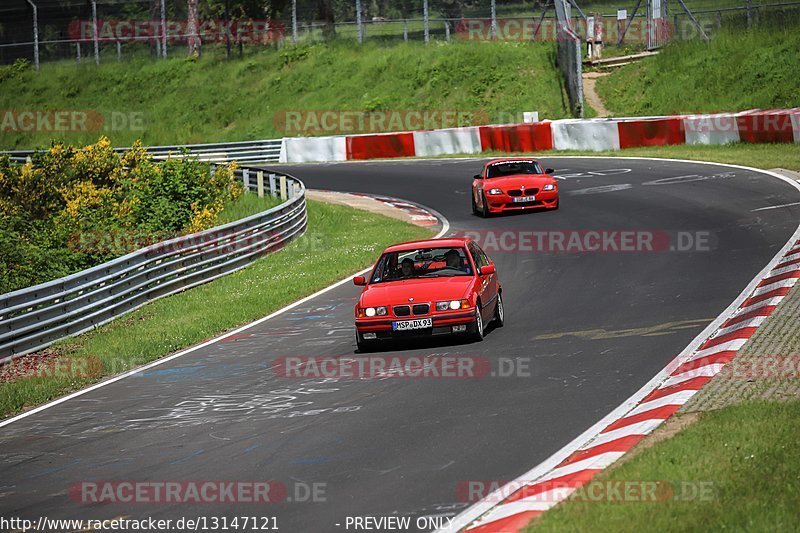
[360,276,474,306]
[483,174,553,191]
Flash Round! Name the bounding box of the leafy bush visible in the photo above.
[0,138,240,294]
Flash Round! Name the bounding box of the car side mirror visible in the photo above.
[480,264,496,276]
[353,276,366,286]
[473,174,482,180]
[545,168,555,174]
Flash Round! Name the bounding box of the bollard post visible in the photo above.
[116,40,121,61]
[269,173,277,197]
[403,19,408,42]
[242,168,250,190]
[257,171,265,198]
[279,175,287,201]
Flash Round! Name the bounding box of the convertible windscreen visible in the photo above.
[370,247,472,283]
[486,160,544,178]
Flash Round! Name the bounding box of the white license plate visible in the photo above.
[393,318,433,331]
[513,195,537,203]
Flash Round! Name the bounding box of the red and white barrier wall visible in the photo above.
[279,109,800,163]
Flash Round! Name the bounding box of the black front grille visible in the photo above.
[508,188,539,197]
[393,305,410,317]
[412,304,430,316]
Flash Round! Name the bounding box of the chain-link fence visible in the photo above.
[3,1,798,69]
[554,0,583,117]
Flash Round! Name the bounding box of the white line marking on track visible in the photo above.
[440,159,800,533]
[751,201,800,212]
[0,206,450,429]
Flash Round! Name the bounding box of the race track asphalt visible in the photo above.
[1,157,799,532]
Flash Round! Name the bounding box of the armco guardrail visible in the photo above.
[2,138,283,165]
[0,167,306,363]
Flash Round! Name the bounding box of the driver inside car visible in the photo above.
[400,258,415,278]
[445,249,462,270]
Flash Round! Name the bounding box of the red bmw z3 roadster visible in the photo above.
[472,158,559,216]
[353,237,503,351]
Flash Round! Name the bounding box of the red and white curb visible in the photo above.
[443,167,800,533]
[351,192,441,226]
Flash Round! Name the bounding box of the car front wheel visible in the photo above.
[472,305,484,342]
[494,292,504,327]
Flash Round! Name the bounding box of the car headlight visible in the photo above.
[543,183,556,191]
[486,188,503,195]
[358,306,387,317]
[436,300,470,311]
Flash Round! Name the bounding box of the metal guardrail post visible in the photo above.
[91,0,99,65]
[491,0,498,39]
[160,0,168,58]
[269,173,277,197]
[424,0,430,43]
[356,0,363,44]
[25,1,39,71]
[292,0,298,45]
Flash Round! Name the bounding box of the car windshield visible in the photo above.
[370,247,472,283]
[486,160,543,178]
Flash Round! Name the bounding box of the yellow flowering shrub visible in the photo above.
[1,138,246,293]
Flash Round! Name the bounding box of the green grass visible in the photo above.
[598,25,800,116]
[416,143,800,171]
[0,200,433,418]
[217,191,283,224]
[545,143,800,171]
[0,40,568,150]
[529,400,800,531]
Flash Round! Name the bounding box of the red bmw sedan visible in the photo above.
[353,238,503,351]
